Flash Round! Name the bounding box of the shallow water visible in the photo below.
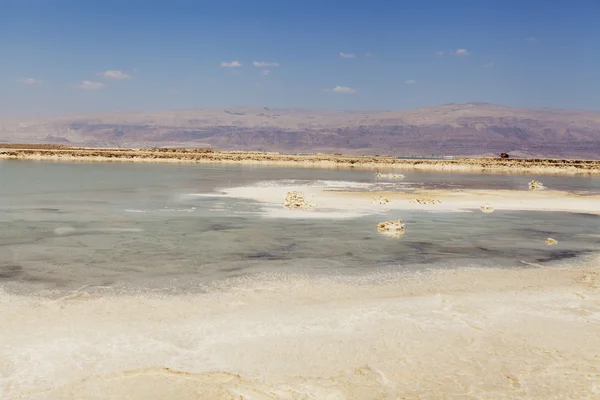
[1,160,599,293]
[1,161,600,399]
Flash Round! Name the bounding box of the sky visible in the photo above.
[1,0,600,116]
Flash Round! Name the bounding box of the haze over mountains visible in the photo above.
[2,102,600,158]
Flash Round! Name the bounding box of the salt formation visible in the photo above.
[409,198,441,204]
[546,238,558,246]
[529,180,545,191]
[371,196,390,205]
[480,204,495,213]
[377,219,405,238]
[375,170,405,179]
[283,191,313,209]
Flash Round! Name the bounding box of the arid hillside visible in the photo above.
[1,103,599,158]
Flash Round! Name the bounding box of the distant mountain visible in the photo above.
[1,103,600,158]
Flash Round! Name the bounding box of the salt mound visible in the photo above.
[529,180,545,191]
[283,191,313,209]
[375,170,405,179]
[480,204,495,213]
[371,196,390,205]
[377,219,405,238]
[409,198,441,205]
[546,238,558,246]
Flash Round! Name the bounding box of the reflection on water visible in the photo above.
[0,161,599,293]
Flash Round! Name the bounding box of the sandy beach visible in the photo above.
[2,145,600,175]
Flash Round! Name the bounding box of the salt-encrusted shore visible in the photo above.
[2,145,600,174]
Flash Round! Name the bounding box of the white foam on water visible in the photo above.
[124,208,195,214]
[185,193,229,198]
[1,261,599,399]
[54,227,144,235]
[253,179,375,189]
[261,206,375,220]
[53,226,77,235]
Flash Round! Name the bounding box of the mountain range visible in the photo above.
[2,102,600,158]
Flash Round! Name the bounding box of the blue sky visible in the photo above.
[1,0,599,116]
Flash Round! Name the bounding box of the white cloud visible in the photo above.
[436,51,445,56]
[483,62,495,68]
[405,79,417,84]
[331,86,356,94]
[339,52,356,58]
[16,78,42,85]
[526,37,538,43]
[365,52,375,58]
[99,70,130,79]
[455,49,470,56]
[220,61,242,67]
[76,81,105,90]
[262,69,271,76]
[252,61,279,67]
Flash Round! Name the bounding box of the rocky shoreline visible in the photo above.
[1,145,600,174]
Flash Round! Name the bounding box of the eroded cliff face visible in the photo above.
[1,103,600,158]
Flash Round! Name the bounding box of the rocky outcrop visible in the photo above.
[377,219,405,238]
[283,191,313,209]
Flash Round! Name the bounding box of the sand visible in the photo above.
[1,260,599,399]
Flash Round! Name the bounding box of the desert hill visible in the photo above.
[1,103,599,158]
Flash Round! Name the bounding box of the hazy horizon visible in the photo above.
[3,101,600,121]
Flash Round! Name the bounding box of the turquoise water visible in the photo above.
[1,160,599,293]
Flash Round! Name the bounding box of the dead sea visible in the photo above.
[1,160,599,399]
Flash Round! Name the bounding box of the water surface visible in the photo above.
[1,160,599,293]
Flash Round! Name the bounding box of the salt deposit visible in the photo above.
[1,262,599,399]
[409,198,442,204]
[375,170,405,179]
[376,219,405,238]
[283,191,314,209]
[371,196,390,205]
[480,204,495,213]
[529,180,546,191]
